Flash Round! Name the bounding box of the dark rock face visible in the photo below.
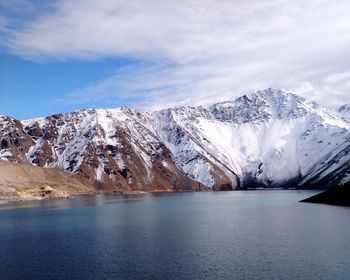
[0,139,8,149]
[0,115,35,162]
[300,182,350,207]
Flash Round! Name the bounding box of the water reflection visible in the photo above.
[1,191,350,280]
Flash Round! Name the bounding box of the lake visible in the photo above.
[0,190,350,280]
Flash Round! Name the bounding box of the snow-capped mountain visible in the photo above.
[1,89,349,191]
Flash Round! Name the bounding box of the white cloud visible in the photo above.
[2,0,350,109]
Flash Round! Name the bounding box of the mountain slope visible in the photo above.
[154,89,350,188]
[2,109,203,192]
[0,160,94,200]
[0,89,349,191]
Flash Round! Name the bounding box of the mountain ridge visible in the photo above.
[1,88,349,192]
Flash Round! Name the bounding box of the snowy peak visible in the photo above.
[243,88,313,118]
[339,104,350,120]
[209,89,346,127]
[209,89,308,124]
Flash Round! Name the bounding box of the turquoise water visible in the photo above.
[0,190,350,280]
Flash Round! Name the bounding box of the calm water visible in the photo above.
[0,190,350,280]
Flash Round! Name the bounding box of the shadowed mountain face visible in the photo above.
[0,88,349,192]
[301,182,350,207]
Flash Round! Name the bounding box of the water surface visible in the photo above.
[1,190,349,280]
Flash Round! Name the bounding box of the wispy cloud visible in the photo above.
[2,0,350,109]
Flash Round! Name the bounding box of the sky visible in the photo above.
[1,0,350,120]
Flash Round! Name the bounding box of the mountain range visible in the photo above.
[1,88,349,193]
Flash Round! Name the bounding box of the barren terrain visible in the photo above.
[0,160,94,201]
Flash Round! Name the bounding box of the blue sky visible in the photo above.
[0,53,137,119]
[1,0,350,120]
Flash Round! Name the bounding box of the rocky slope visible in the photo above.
[0,160,94,200]
[0,88,349,191]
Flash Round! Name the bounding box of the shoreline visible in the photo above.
[0,187,321,205]
[0,189,207,203]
